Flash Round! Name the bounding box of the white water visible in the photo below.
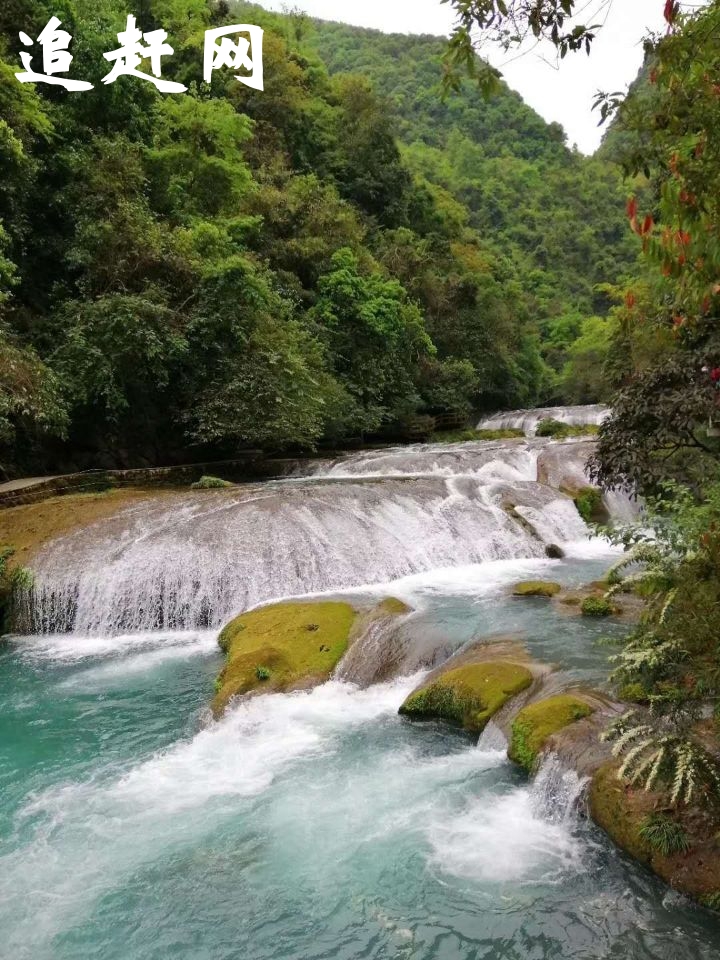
[21,435,621,637]
[478,404,609,436]
[5,412,720,959]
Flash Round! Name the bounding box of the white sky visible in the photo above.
[255,0,669,153]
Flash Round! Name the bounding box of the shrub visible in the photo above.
[581,596,613,617]
[255,665,271,681]
[574,487,605,523]
[536,418,570,437]
[536,420,599,439]
[638,814,691,856]
[191,475,233,490]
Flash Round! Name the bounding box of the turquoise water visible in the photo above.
[2,557,720,959]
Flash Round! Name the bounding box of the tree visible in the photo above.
[443,0,613,94]
[309,248,435,434]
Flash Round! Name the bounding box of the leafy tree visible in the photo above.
[309,248,434,433]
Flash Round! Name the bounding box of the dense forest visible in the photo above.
[0,0,640,476]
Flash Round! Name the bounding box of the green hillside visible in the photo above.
[312,19,640,362]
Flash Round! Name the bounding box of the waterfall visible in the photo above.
[19,432,617,637]
[530,752,589,823]
[478,404,609,437]
[477,720,508,752]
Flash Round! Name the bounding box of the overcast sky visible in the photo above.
[254,0,669,153]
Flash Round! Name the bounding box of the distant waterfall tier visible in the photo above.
[477,404,609,437]
[21,468,591,637]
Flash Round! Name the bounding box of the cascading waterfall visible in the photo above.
[19,434,624,636]
[478,404,610,436]
[530,752,590,823]
[4,409,720,960]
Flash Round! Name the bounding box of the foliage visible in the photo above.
[638,813,691,856]
[574,487,604,523]
[0,0,632,474]
[442,0,609,96]
[536,418,568,438]
[255,665,271,681]
[581,596,612,617]
[602,482,720,809]
[0,544,32,633]
[590,3,720,495]
[191,475,233,489]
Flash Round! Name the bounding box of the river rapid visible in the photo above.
[2,416,720,959]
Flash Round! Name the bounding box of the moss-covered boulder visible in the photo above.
[399,660,533,734]
[213,600,358,715]
[590,763,720,904]
[509,694,594,771]
[511,580,562,598]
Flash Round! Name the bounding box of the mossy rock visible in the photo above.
[399,660,533,734]
[509,694,594,771]
[213,600,357,715]
[374,596,412,616]
[511,580,562,598]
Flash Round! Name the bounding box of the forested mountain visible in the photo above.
[311,20,641,330]
[0,0,638,477]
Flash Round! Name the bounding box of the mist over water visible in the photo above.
[3,420,718,959]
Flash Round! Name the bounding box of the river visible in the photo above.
[2,416,719,959]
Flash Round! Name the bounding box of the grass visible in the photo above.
[639,814,691,856]
[399,661,533,733]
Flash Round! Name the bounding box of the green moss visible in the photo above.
[512,580,562,598]
[375,596,411,615]
[509,694,594,771]
[589,763,653,865]
[399,660,533,733]
[581,596,613,617]
[191,475,233,489]
[212,600,357,715]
